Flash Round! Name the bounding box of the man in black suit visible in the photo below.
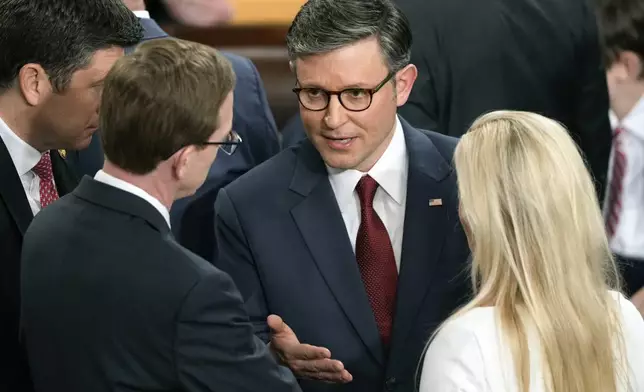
[21,38,300,392]
[67,0,281,262]
[283,0,612,199]
[0,2,142,390]
[398,0,612,198]
[214,1,471,391]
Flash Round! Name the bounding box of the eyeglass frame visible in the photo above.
[163,129,242,160]
[198,129,242,156]
[292,71,396,112]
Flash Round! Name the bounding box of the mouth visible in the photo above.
[322,135,357,149]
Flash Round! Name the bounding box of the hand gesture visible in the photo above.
[268,315,353,383]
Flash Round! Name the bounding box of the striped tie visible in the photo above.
[606,127,626,238]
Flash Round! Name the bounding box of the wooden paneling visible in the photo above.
[228,0,305,26]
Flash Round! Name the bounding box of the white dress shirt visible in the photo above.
[605,96,644,259]
[327,116,408,270]
[0,116,50,215]
[94,170,171,228]
[132,10,150,19]
[419,291,644,392]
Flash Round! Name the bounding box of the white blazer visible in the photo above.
[420,291,644,391]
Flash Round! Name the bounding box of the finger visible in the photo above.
[290,358,344,374]
[297,369,353,383]
[267,314,285,333]
[286,343,331,360]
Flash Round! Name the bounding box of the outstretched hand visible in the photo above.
[268,315,353,383]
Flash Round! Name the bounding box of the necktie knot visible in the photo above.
[33,151,53,181]
[356,175,379,208]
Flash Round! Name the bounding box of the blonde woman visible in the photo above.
[419,111,644,392]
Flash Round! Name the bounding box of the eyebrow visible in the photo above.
[297,82,372,90]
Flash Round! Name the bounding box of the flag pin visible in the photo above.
[429,198,443,207]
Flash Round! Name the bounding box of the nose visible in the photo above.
[323,95,348,129]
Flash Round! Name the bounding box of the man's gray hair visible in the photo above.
[285,0,412,72]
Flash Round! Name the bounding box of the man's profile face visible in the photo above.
[35,46,124,150]
[295,37,404,172]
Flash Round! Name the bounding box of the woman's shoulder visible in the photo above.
[420,308,499,392]
[425,307,500,364]
[608,290,644,326]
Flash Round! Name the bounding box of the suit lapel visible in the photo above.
[51,149,79,196]
[0,137,33,235]
[289,142,385,366]
[389,122,456,357]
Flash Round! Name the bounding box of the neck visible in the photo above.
[612,85,644,122]
[0,93,44,152]
[123,0,146,12]
[102,160,175,210]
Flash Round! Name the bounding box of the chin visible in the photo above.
[321,153,361,171]
[71,133,95,150]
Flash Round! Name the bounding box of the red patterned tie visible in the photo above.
[355,175,398,347]
[606,128,626,238]
[32,151,59,209]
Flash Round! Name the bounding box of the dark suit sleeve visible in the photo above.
[175,267,299,392]
[572,1,612,201]
[243,57,281,162]
[214,188,271,342]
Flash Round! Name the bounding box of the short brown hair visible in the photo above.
[597,0,644,68]
[100,38,235,174]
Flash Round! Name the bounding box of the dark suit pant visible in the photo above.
[617,255,644,297]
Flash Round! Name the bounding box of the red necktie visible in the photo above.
[355,175,398,347]
[606,127,626,238]
[32,151,59,209]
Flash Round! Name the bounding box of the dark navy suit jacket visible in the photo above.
[214,119,471,392]
[67,17,280,260]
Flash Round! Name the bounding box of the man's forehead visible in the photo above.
[294,44,388,87]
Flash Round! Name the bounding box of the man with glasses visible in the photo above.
[213,1,471,391]
[20,38,300,392]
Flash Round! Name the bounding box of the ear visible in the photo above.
[394,64,418,107]
[619,51,643,81]
[171,145,196,182]
[18,63,52,106]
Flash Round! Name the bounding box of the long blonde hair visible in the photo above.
[447,111,626,391]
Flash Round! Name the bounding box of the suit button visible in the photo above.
[385,377,396,391]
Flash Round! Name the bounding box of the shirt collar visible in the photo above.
[94,170,171,228]
[326,116,408,208]
[610,94,644,140]
[132,10,150,19]
[0,115,42,176]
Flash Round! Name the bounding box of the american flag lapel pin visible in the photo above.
[428,198,443,207]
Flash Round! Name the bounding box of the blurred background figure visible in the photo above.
[597,0,644,315]
[420,111,644,392]
[149,0,233,27]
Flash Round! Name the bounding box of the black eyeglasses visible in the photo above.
[199,129,242,156]
[164,130,242,160]
[293,72,395,112]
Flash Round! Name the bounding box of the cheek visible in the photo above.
[300,110,326,134]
